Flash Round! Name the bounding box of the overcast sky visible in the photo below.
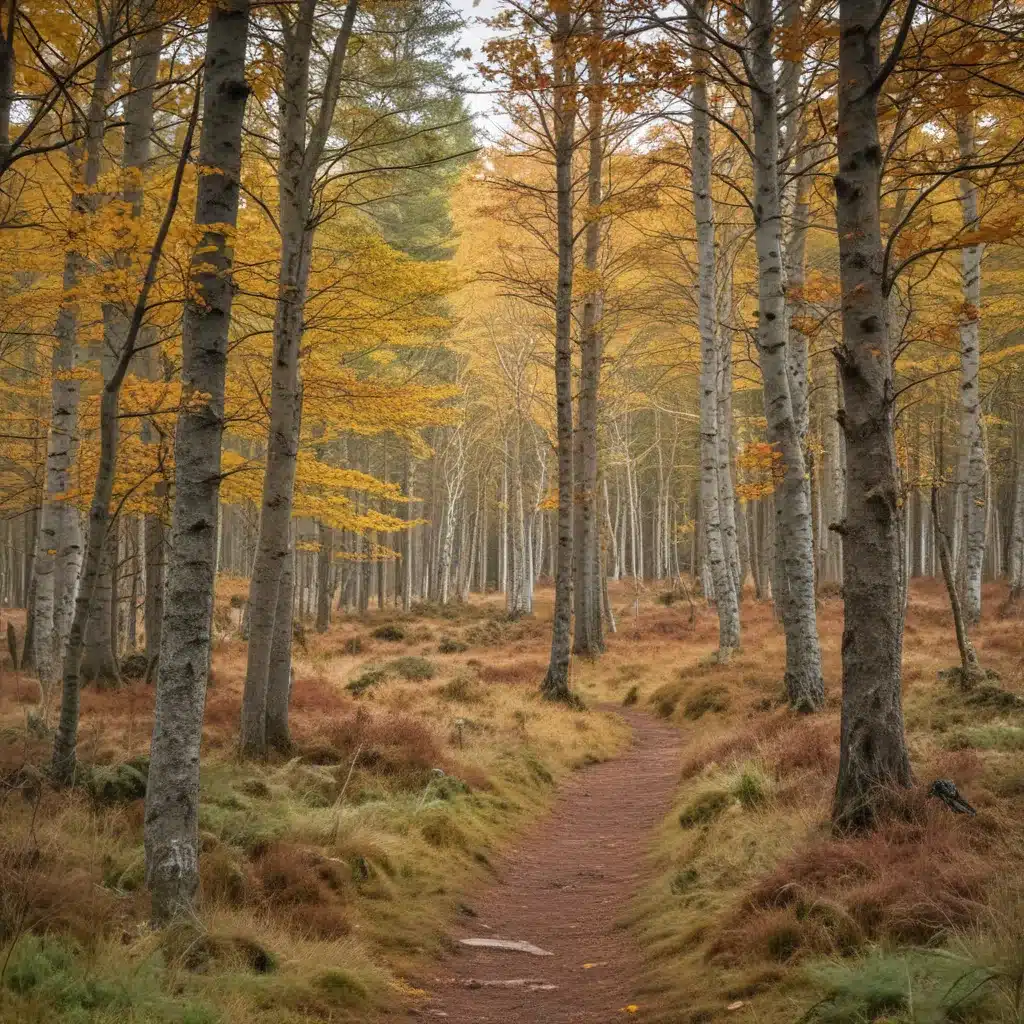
[452,0,502,127]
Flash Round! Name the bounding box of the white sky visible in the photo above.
[453,0,503,127]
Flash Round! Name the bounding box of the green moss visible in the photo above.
[945,724,1024,751]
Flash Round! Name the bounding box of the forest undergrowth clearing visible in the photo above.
[1,579,1024,1023]
[584,579,1024,1024]
[0,583,627,1023]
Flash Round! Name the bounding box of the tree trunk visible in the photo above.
[240,0,358,757]
[716,238,742,597]
[315,522,332,632]
[932,487,981,681]
[81,527,119,684]
[572,2,605,657]
[690,2,740,655]
[265,542,294,750]
[749,0,822,708]
[1007,412,1024,604]
[955,110,985,626]
[831,0,913,828]
[144,0,250,923]
[541,6,575,702]
[31,36,113,691]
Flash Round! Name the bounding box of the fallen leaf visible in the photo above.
[583,963,596,969]
[727,1001,745,1011]
[622,1006,639,1014]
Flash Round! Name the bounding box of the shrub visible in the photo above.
[84,757,149,804]
[371,623,405,642]
[314,968,368,1007]
[650,682,683,718]
[623,685,639,707]
[4,934,220,1021]
[342,636,364,655]
[732,764,771,809]
[346,666,388,695]
[679,789,731,828]
[805,950,995,1024]
[438,634,468,654]
[387,656,436,681]
[683,684,730,720]
[438,672,482,702]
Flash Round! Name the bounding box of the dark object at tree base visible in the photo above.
[929,779,976,816]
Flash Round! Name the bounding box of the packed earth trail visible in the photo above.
[422,708,682,1023]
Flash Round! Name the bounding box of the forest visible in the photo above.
[1,0,1024,1021]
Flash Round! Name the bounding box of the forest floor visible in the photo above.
[1,579,1023,1024]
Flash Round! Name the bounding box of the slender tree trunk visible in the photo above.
[831,0,913,828]
[542,7,575,702]
[573,2,605,657]
[404,459,415,611]
[932,486,981,680]
[716,241,742,596]
[749,0,822,708]
[956,110,985,626]
[315,522,332,632]
[31,38,113,690]
[690,4,740,654]
[145,0,250,922]
[265,541,294,750]
[240,0,358,757]
[1006,412,1024,604]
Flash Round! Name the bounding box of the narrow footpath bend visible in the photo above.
[423,708,682,1023]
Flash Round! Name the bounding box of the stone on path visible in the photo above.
[458,938,554,956]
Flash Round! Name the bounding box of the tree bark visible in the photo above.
[749,0,822,707]
[240,0,359,756]
[31,35,114,692]
[831,0,913,828]
[572,2,605,657]
[690,2,740,654]
[265,542,294,750]
[541,6,575,702]
[144,2,249,921]
[315,522,332,631]
[955,110,985,626]
[1007,412,1024,604]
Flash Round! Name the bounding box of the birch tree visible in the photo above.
[541,3,576,702]
[572,1,605,657]
[689,0,739,654]
[145,0,251,921]
[748,0,823,708]
[955,109,986,625]
[240,0,360,757]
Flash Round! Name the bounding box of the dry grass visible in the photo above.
[574,579,1024,1024]
[3,578,1024,1023]
[0,588,628,1023]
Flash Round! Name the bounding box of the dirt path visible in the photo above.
[421,708,682,1022]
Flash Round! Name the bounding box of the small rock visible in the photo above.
[459,938,553,956]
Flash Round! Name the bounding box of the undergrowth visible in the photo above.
[0,587,628,1024]
[582,579,1024,1024]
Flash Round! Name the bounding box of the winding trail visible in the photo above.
[423,708,682,1022]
